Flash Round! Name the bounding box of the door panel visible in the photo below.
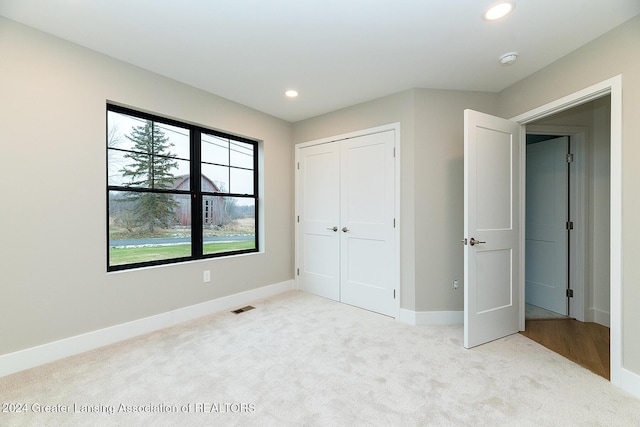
[340,131,396,317]
[525,137,568,315]
[464,109,520,348]
[476,249,513,313]
[296,130,396,317]
[298,142,340,300]
[475,127,513,230]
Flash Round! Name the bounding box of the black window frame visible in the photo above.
[107,104,259,272]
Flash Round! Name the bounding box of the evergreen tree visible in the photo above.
[120,120,178,232]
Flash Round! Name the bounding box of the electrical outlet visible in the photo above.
[452,279,459,289]
[203,270,211,283]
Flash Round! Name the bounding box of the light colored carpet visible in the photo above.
[1,290,639,426]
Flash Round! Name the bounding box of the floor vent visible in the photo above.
[232,305,255,314]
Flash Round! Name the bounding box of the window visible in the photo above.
[107,104,259,271]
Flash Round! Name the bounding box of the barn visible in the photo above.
[172,174,225,226]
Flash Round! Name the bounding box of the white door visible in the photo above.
[297,142,340,300]
[525,137,569,315]
[464,109,521,348]
[296,129,396,317]
[340,131,396,317]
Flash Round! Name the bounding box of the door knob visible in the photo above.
[469,237,486,246]
[342,227,350,233]
[327,226,338,232]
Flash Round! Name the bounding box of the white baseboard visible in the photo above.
[0,280,294,378]
[590,308,611,328]
[399,309,463,326]
[621,367,640,399]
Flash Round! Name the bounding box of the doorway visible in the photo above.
[522,97,611,379]
[525,134,572,318]
[463,75,622,387]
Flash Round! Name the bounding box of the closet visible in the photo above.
[295,127,398,317]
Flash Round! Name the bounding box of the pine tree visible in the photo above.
[120,120,178,232]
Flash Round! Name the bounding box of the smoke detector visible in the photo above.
[498,52,519,66]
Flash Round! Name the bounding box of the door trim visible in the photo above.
[294,123,401,319]
[510,75,622,387]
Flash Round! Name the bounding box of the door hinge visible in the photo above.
[393,289,396,299]
[297,215,300,223]
[297,268,300,276]
[393,147,396,157]
[297,162,300,170]
[566,289,574,298]
[566,153,574,163]
[566,221,574,230]
[393,218,396,228]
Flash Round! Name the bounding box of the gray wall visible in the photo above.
[292,89,498,312]
[497,15,640,374]
[0,17,294,355]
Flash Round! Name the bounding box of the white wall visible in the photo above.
[0,17,294,356]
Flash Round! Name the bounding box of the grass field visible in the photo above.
[109,240,255,266]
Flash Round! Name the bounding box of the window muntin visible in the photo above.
[107,105,259,271]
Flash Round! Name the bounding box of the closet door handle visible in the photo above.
[342,227,350,233]
[327,226,338,232]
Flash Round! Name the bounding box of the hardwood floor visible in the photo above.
[520,318,610,380]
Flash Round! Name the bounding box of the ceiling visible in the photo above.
[1,1,639,122]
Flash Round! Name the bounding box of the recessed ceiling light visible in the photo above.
[285,90,299,98]
[483,2,515,21]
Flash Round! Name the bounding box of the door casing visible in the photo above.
[511,75,622,386]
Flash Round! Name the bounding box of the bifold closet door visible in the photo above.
[339,131,395,317]
[297,141,341,300]
[297,130,396,317]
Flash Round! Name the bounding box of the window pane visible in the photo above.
[108,112,190,159]
[230,167,254,194]
[169,159,191,189]
[203,197,255,255]
[109,192,191,266]
[107,148,128,186]
[111,153,181,189]
[107,111,146,152]
[202,163,229,193]
[156,122,190,161]
[202,133,229,165]
[230,140,254,169]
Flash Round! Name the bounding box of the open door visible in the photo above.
[464,109,521,348]
[525,136,570,316]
